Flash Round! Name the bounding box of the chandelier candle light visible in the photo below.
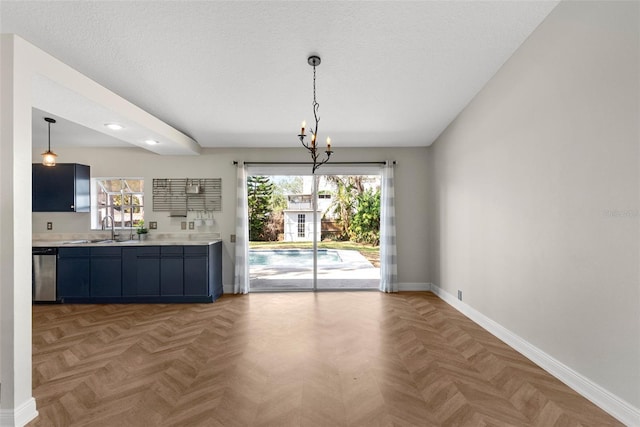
[298,55,333,174]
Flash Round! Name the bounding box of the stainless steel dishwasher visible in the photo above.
[32,247,58,302]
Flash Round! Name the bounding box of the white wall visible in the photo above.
[283,211,319,242]
[32,146,429,288]
[428,0,639,415]
[1,35,39,427]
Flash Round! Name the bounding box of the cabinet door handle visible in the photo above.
[70,205,74,209]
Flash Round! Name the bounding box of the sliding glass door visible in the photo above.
[246,165,381,292]
[315,173,381,290]
[248,174,313,290]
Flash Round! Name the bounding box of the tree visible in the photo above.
[262,210,284,241]
[323,175,381,244]
[271,176,303,212]
[247,176,274,241]
[112,194,142,213]
[324,176,366,240]
[350,188,381,245]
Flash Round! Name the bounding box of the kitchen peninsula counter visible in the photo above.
[33,234,223,303]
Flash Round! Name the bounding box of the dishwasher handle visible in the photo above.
[32,247,58,256]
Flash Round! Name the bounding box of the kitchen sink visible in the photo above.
[62,239,139,245]
[94,239,139,244]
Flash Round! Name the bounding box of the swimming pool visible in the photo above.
[249,249,342,266]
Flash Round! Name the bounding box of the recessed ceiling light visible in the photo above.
[104,123,124,130]
[145,139,159,145]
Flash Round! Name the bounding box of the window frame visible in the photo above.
[91,177,145,231]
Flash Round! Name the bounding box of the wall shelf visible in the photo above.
[152,178,222,214]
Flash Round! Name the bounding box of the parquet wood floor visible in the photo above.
[29,292,622,426]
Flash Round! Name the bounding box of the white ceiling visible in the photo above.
[2,1,559,149]
[32,108,131,150]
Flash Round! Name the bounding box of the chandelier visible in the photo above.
[298,55,333,174]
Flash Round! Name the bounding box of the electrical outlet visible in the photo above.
[189,222,195,230]
[457,290,463,301]
[46,222,53,230]
[181,221,187,230]
[149,221,157,230]
[230,234,236,243]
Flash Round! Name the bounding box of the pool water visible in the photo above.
[250,249,342,266]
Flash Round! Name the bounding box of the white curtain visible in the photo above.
[233,162,250,294]
[380,161,398,293]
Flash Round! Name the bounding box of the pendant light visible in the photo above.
[42,117,57,167]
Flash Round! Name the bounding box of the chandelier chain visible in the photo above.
[312,64,320,137]
[313,64,317,108]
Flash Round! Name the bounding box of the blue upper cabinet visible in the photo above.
[32,163,90,212]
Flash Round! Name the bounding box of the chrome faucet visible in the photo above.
[101,215,118,240]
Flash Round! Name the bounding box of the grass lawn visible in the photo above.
[250,240,380,267]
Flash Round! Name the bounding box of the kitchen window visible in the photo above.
[91,178,144,230]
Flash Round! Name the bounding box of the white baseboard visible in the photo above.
[0,397,38,427]
[430,284,640,427]
[398,282,431,291]
[225,283,432,294]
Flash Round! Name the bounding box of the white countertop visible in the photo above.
[32,232,222,247]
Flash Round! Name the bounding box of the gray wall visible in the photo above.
[33,146,429,288]
[428,0,639,407]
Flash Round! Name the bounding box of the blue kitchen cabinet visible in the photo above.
[57,247,90,298]
[55,242,222,303]
[184,247,208,296]
[32,163,90,212]
[137,258,161,295]
[123,247,160,296]
[160,246,184,296]
[90,247,122,297]
[122,246,160,297]
[209,241,223,300]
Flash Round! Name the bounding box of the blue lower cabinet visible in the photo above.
[209,242,223,300]
[161,257,184,296]
[160,246,183,296]
[55,243,222,303]
[137,258,161,296]
[57,248,90,298]
[123,247,160,296]
[122,248,137,296]
[90,247,122,297]
[184,257,208,296]
[184,246,208,296]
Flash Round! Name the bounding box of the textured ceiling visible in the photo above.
[2,1,559,149]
